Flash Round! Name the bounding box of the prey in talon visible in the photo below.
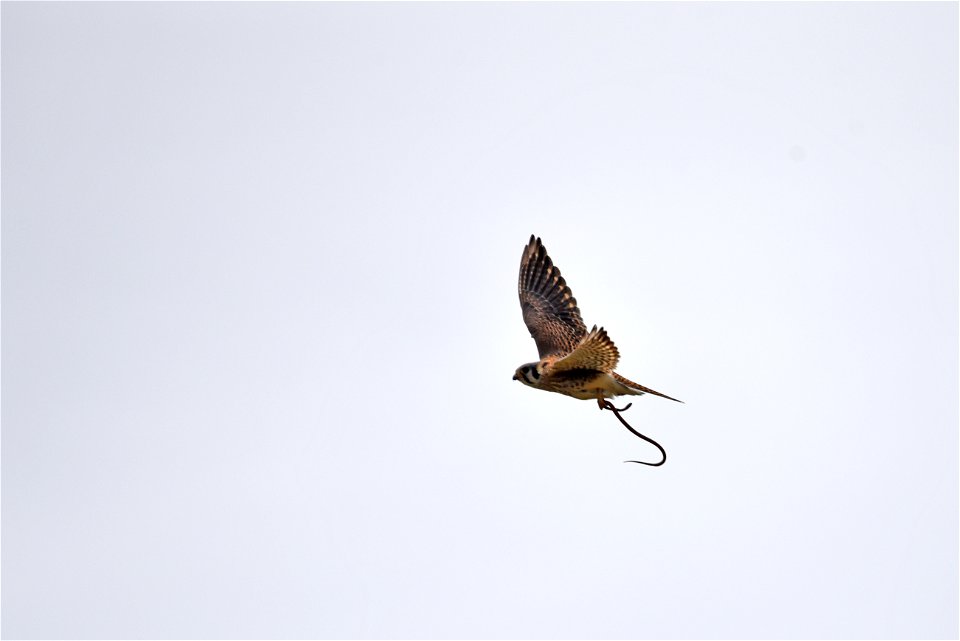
[512,235,681,466]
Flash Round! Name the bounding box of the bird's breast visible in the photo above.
[539,369,621,400]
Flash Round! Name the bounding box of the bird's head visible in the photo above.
[512,362,542,387]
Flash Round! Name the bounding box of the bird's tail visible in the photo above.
[613,372,683,403]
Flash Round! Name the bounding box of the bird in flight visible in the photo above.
[513,235,681,465]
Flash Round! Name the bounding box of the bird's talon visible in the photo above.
[599,400,633,413]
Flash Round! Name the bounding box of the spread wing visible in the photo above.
[518,235,587,358]
[550,325,620,373]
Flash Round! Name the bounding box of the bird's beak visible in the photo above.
[512,375,517,381]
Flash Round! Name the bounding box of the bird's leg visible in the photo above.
[596,391,632,413]
[599,399,666,467]
[595,391,632,411]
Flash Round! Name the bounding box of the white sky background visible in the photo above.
[2,2,957,639]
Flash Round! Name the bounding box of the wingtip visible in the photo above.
[523,235,544,259]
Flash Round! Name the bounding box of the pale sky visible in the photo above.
[2,2,957,639]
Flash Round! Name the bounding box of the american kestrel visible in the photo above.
[513,235,682,407]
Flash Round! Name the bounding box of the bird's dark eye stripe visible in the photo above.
[531,368,540,380]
